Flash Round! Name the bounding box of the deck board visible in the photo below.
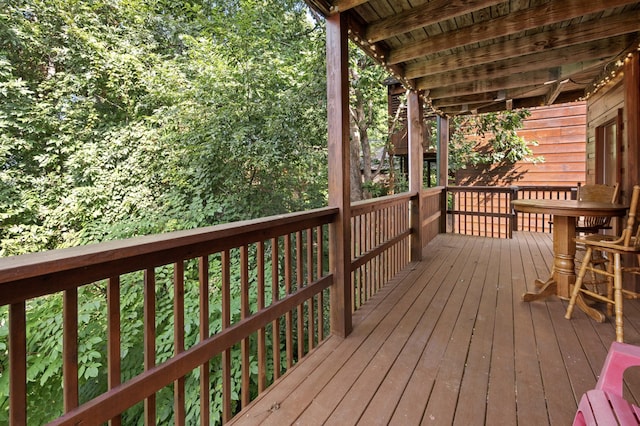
[229,233,640,425]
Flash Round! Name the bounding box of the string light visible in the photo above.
[580,43,639,101]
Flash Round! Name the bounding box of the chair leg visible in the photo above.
[613,253,624,343]
[607,257,615,317]
[566,247,592,320]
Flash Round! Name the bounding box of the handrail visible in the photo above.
[446,185,577,238]
[0,191,436,425]
[2,207,338,425]
[349,192,416,310]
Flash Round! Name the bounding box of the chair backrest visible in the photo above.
[577,182,620,203]
[577,183,620,229]
[622,185,640,248]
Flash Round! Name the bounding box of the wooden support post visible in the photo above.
[624,52,639,196]
[408,90,424,261]
[624,51,640,291]
[437,115,450,233]
[326,12,352,338]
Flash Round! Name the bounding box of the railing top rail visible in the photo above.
[446,186,515,193]
[350,191,417,216]
[0,207,338,305]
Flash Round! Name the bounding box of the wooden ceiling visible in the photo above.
[306,0,640,116]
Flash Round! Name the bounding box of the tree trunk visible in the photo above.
[349,116,363,201]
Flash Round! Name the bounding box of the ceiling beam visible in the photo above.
[416,37,628,89]
[404,10,640,79]
[330,0,369,13]
[386,0,638,65]
[422,60,604,98]
[365,0,505,43]
[545,79,570,105]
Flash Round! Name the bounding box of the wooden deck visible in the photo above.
[229,232,640,425]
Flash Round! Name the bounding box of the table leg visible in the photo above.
[522,215,575,301]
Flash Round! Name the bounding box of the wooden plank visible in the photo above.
[510,233,550,424]
[521,232,576,425]
[63,288,79,412]
[417,37,631,89]
[244,237,463,425]
[198,256,210,426]
[390,237,485,423]
[143,268,156,424]
[453,237,500,425]
[241,245,251,408]
[107,276,122,426]
[485,237,517,424]
[365,0,506,43]
[173,261,185,426]
[9,302,27,425]
[340,235,475,424]
[404,11,640,77]
[422,237,494,425]
[387,0,638,64]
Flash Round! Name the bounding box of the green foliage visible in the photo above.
[447,110,542,175]
[0,0,327,254]
[0,0,330,423]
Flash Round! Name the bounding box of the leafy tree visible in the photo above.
[426,109,543,184]
[348,47,395,201]
[0,0,329,424]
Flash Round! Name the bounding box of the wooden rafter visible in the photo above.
[386,0,638,65]
[423,61,605,99]
[404,10,640,79]
[364,0,505,43]
[416,37,629,90]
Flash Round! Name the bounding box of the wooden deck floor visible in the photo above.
[230,232,640,425]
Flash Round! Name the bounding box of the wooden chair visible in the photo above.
[573,341,640,425]
[575,182,620,233]
[565,185,640,343]
[574,183,620,289]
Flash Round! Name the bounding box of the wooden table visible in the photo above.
[512,199,627,321]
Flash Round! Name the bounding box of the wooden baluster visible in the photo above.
[63,288,79,412]
[284,234,293,369]
[296,231,304,360]
[174,261,185,425]
[271,238,281,380]
[240,245,250,408]
[107,276,122,426]
[198,256,210,426]
[221,250,231,423]
[316,227,324,342]
[9,302,26,425]
[144,268,156,424]
[257,241,266,393]
[307,228,315,351]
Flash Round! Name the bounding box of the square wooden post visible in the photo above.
[326,12,352,338]
[624,51,639,197]
[437,115,450,233]
[408,90,424,261]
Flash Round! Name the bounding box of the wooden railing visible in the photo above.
[350,193,413,310]
[0,190,437,425]
[447,185,577,238]
[514,185,577,233]
[1,208,337,425]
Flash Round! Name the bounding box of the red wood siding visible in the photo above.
[456,102,587,186]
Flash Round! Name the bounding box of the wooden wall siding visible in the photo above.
[455,102,587,187]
